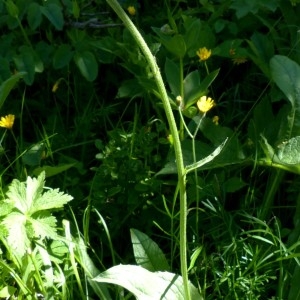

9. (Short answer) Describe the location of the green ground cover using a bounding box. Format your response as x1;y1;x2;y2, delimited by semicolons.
0;0;300;299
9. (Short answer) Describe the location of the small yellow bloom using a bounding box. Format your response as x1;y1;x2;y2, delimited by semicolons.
127;6;136;16
197;96;215;113
196;47;212;61
212;115;219;125
0;114;15;129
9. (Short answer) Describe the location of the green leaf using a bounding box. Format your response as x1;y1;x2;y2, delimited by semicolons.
224;177;247;193
277;136;300;164
27;2;42;30
130;228;170;272
5;0;18;18
0;72;25;110
0;286;17;298
40;3;64;30
30;215;58;239
186;138;228;174
33;163;76;177
185;69;219;109
29;188;73;213
270;55;300;138
53;44;74;69
183;18;201;54
74;51;98;81
75;237;112;299
93;265;202;300
13;46;44;85
152;27;186;58
1;212;29;258
22;143;45;166
2;172;73;259
165;58;180;97
289;265;300;300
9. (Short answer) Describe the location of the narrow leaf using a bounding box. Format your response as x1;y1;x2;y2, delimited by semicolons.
186;138;228;174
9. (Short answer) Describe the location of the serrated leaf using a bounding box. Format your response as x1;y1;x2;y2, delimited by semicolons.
30;188;73;213
130;228;170;272
6;179;27;213
2;212;29;258
30;215;57;240
2;172;73;258
93;264;202;300
277;136;300;164
26;171;45;209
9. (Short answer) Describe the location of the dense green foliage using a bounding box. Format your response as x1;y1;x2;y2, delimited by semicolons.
0;0;300;299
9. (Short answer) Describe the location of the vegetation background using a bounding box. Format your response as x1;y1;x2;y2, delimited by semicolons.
0;0;300;299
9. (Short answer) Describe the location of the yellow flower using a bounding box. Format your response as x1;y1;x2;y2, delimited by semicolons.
197;96;215;113
196;47;212;61
127;6;136;16
212;115;219;125
0;114;15;129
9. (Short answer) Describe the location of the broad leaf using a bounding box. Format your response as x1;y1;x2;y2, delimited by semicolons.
1;212;28;258
27;2;42;30
130;228;170;272
93;264;202;300
184;69;219;109
74;51;98;81
1;172;73;259
53;44;74;69
40;3;64;30
270;55;300;138
277;136;300;164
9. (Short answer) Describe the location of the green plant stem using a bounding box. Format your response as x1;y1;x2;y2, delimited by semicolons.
192;114;205;242
179;58;184;141
106;1;190;299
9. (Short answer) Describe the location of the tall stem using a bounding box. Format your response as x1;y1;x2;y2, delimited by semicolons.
106;1;190;299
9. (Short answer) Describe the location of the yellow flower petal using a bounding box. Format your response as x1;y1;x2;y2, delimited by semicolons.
196;47;212;61
127;6;136;16
0;114;15;129
197;96;215;113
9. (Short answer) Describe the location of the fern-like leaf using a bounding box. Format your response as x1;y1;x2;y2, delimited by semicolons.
0;171;73;259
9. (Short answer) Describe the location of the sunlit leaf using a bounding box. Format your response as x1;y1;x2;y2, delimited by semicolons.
131;228;170;272
93;264;202;300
